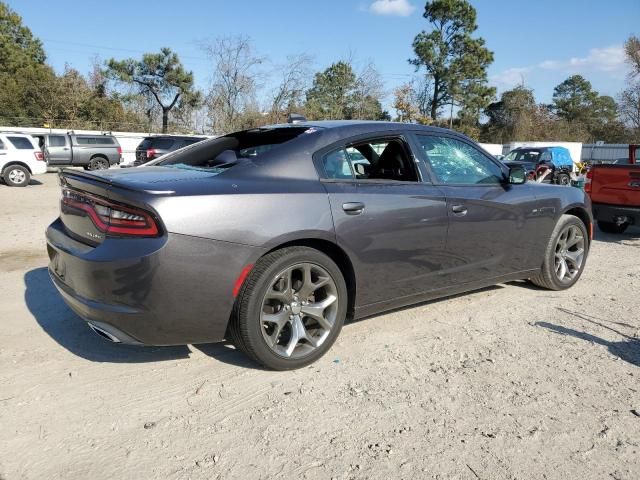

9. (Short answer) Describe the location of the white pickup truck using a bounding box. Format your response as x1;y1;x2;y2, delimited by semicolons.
0;132;47;187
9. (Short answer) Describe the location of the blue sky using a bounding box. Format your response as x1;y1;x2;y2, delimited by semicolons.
10;0;640;109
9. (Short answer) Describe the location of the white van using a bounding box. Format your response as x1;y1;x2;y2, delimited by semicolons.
0;132;47;187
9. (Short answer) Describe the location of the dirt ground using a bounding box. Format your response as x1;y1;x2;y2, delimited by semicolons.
0;172;639;480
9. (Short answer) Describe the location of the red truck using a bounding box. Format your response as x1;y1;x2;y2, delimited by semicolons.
586;144;640;234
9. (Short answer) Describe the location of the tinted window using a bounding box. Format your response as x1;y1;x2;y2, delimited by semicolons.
416;135;504;185
323;149;353;179
157;127;313;171
540;151;552;162
7;136;34;150
149;138;175;149
76;136;115;145
49;135;66;147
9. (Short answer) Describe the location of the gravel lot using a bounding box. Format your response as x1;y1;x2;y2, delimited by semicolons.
1;172;639;480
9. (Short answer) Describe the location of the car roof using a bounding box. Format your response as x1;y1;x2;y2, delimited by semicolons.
264;120;454;135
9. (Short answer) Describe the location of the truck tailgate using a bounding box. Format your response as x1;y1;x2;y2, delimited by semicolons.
589;165;640;207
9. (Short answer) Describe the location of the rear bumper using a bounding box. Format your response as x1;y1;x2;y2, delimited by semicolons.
46;218;265;345
592;202;638;225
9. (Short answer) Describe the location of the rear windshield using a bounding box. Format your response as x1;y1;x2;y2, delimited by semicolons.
7;136;34;149
157;127;315;171
143;138;175;149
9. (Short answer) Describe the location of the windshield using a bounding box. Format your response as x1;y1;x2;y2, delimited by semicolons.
156;126;315;171
504;150;541;163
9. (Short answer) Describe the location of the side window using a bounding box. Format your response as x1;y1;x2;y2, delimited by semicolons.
7;136;34;150
322;149;353;179
0;138;5;149
540;151;552;163
416;135;504;185
348;137;418;182
49;135;66;147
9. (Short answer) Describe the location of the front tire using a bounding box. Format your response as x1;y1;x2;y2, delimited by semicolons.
3;165;30;187
229;247;348;370
556;173;570;185
530;214;588;290
597;220;628;234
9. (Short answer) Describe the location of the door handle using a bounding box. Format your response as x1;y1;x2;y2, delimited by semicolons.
342;202;365;215
451;204;468;216
63;147;70;150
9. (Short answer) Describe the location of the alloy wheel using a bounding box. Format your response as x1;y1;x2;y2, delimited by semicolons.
260;262;338;359
8;168;26;185
554;224;585;283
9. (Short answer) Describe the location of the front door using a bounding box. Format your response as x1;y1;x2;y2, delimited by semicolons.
45;135;70;164
411;133;541;285
319;134;449;308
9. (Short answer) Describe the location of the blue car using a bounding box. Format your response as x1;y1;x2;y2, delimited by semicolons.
504;146;574;184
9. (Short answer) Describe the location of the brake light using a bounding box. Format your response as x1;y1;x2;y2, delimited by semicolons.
584;169;593;193
117;146;122;155
146;148;156;159
34;151;44;161
61;188;160;237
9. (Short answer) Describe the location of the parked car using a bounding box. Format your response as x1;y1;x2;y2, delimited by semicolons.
586;144;639;234
133;135;206;166
33;133;122;170
503;146;574;185
46;121;592;370
0;132;47;186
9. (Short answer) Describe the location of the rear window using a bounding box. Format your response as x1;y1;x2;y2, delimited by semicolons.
76;136;115;145
157;127;314;171
7;136;34;149
150;138;175;149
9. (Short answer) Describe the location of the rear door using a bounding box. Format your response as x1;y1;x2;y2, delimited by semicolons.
318;132;449;307
411;133;541;285
45;134;71;164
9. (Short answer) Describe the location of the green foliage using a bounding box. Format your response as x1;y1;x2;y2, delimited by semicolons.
0;2;46;75
305;61;387;121
106;48;201;133
410;0;494;120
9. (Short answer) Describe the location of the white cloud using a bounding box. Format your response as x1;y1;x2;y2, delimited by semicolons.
369;0;415;16
492;45;627;90
537;45;625;73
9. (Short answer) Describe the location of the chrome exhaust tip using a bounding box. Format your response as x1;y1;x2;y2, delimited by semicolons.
88;323;121;343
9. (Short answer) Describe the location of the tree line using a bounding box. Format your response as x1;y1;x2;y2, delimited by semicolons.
1;0;638;143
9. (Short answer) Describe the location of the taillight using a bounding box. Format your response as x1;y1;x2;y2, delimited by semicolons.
34;151;44;161
146;148;156;159
61;188;160;237
584;169;593;193
117;146;122;155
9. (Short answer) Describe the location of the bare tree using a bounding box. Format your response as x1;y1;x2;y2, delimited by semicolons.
351;61;386;120
618;82;640;130
202;35;265;134
268;53;312;123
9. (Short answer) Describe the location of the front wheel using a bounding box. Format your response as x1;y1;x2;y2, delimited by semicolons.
3;165;31;187
530;214;588;290
597;220;628;234
229;247;348;370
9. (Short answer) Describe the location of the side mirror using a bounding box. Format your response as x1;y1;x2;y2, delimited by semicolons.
508;165;526;184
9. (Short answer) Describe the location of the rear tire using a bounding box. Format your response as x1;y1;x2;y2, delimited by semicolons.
597;220;628;234
229;247;348;370
3;165;30;187
530;214;588;291
88;157;109;170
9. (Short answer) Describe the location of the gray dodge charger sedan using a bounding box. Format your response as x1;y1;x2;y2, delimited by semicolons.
46;121;592;370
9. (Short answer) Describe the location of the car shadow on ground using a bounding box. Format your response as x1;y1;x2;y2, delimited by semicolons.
24;267;259;368
593;224;640;244
534;308;640;368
